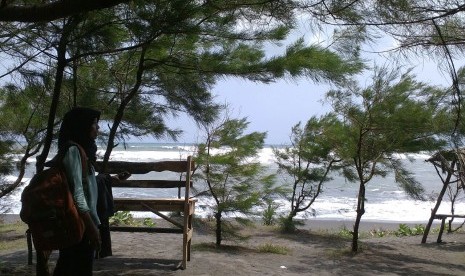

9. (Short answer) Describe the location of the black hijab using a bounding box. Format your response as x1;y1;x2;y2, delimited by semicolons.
58;107;101;164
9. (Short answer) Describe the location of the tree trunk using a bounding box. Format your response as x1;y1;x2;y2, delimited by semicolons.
352;182;365;252
102;47;147;167
289;210;297;221
284;210;298;232
36;17;80;173
34;17;81;276
421;160;455;243
215;211;222;246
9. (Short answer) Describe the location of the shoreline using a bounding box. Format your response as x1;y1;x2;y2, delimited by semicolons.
0;213;444;231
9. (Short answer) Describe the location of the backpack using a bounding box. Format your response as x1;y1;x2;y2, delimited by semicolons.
20;143;87;250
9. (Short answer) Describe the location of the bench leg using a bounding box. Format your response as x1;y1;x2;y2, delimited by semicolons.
182;232;188;270
437;218;446;243
26;229;33;265
187;238;191;261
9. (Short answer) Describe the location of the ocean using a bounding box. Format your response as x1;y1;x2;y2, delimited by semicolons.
3;142;465;224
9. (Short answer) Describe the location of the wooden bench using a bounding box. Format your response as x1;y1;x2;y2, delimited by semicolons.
433;214;465;243
94;156;196;269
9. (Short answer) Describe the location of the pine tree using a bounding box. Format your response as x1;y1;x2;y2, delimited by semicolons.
325;66;447;252
195;116;268;246
274;116;339;232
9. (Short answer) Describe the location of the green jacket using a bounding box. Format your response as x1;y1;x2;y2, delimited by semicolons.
62;145;101;226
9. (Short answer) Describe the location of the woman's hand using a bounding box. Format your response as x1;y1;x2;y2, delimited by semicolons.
110;171;131;186
88;224;101;251
117;171;131;180
82;212;101;250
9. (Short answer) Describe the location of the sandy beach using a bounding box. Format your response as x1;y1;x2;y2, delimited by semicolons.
1;215;465;275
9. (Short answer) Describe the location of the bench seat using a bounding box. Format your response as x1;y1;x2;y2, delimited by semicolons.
113;198;196;213
432;214;465;243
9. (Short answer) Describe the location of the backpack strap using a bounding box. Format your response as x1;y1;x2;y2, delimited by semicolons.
66;142;87;169
45;142;88;187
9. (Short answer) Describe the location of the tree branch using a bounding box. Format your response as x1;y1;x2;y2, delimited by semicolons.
432;19;462;138
0;0;130;22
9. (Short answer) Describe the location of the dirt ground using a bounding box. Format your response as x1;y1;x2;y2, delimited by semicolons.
1;216;465;276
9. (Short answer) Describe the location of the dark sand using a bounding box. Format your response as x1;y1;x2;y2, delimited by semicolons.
1;215;465;275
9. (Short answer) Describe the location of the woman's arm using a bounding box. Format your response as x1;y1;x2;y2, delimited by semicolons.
62;146;101;249
62;146;90;213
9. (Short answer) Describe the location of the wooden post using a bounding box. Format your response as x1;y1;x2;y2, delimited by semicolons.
437;218;446;243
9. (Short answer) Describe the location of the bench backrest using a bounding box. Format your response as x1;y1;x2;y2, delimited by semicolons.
94;156;194;200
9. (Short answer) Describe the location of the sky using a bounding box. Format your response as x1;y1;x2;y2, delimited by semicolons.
159;43;459;146
163;78;330;145
155;17;463;146
161;62;453;145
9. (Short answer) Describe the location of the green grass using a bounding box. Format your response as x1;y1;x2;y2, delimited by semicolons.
337;226;353;239
0;220;28;251
0;221;26;232
257;243;290;255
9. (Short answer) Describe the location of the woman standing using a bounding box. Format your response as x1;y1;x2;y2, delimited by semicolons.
53;107;102;276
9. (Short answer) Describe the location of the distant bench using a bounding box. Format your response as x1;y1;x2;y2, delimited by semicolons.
433;214;465;243
94;156;196;269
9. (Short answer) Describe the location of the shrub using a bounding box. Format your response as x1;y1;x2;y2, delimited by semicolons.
370;228;388;237
109;211;137;226
143;218;156;227
279;216;297;233
338;226;353;239
262;201;279;226
395;224;425;236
